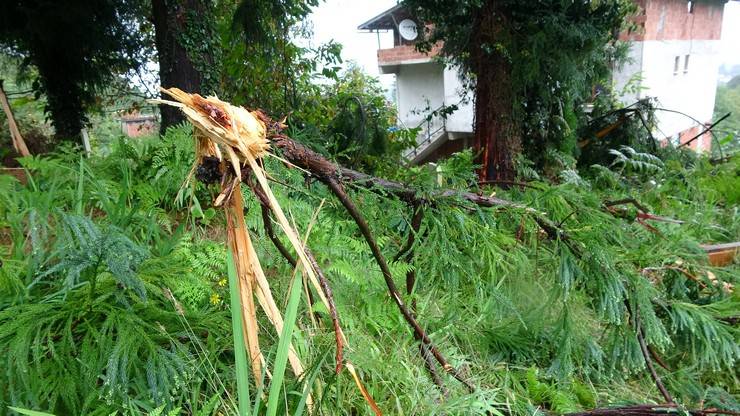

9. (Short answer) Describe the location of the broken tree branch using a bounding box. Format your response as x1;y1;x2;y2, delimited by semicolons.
324;178;474;392
393;205;448;394
637;321;673;404
679;113;731;148
251;183;345;374
625;300;673;403
303;245;344;374
266;133;573;245
478;179;546;190
260;202;298;268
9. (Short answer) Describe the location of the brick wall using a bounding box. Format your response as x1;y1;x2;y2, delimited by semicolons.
122;119;157;138
678;123;712;152
622;0;724;41
378;43;442;66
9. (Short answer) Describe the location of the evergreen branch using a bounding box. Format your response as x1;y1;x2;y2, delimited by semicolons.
264;131;572;242
323;177;475;392
625;299;673;404
394;204;448;394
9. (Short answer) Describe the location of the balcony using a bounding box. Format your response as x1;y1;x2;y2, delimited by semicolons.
377;44;441;74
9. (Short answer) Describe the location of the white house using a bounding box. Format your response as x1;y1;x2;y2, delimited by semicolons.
358;5;475;163
615;0;726;152
358;0;727;162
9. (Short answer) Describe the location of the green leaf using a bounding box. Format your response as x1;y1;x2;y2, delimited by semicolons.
227;251;251;416
8;407;56;416
266;271;304;416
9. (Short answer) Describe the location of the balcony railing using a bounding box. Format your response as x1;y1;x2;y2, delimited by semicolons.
404;106;447;160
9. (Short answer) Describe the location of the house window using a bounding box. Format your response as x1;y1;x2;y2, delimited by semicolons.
673;56;680;75
687;1;694;13
684;54;690;73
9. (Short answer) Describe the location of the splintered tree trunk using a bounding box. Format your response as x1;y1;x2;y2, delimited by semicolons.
224;185;263;386
471;0;521;182
151;0;204;133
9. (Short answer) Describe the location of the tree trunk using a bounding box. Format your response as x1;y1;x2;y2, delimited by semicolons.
471;0;521;182
33;56;88;142
152;0;204;133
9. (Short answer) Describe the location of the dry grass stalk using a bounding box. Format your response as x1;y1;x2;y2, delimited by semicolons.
243;213;305;377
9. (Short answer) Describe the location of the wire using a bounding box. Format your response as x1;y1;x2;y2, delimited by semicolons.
653;107;725;158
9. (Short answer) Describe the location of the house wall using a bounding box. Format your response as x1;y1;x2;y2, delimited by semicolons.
396;62;445;128
613;42;645;104
678;123;712;152
121;119;157;138
623;0;724;41
613;0;724;147
639;39;721;137
442;67;474;134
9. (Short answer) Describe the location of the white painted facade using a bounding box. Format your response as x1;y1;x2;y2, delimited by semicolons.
613;39;722;142
395;63;474;134
363;0;725;158
395;62;445;129
442;67;474;136
389;60;475;161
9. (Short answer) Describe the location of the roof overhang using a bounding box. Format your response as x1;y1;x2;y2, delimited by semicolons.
357;4;413;31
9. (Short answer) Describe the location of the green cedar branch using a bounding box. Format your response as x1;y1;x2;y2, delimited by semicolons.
393;204;448;394
324;178;475;392
267;133;573;246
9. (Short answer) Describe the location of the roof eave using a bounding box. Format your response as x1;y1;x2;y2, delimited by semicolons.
357;4;403;31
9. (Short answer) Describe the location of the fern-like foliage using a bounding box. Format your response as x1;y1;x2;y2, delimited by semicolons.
608;145;665;177
36;214;148;301
0;280;232;415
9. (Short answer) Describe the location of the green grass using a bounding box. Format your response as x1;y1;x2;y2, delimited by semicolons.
0;129;737;414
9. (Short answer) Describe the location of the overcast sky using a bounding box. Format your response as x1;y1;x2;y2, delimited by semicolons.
308;1;740;78
721;1;740;67
307;0;397;84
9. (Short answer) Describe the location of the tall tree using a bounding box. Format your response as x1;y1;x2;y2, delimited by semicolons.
225;0;343;115
404;0;633;181
151;0;221;132
0;0;149;142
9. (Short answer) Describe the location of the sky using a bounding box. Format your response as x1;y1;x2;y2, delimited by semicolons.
308;0;740;79
307;0;397;82
720;1;740;67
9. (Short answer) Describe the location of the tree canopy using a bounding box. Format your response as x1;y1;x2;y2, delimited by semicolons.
404;0;635;179
0;0;152;141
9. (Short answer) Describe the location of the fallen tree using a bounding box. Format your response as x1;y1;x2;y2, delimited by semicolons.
147;89;739;415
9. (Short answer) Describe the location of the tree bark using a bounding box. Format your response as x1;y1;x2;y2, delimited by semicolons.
151;0;204;133
35;61;88;141
471;0;521;182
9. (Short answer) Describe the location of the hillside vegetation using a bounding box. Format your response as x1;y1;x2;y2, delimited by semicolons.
0;125;737;415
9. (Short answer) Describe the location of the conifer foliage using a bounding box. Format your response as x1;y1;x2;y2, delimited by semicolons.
0;125;737;414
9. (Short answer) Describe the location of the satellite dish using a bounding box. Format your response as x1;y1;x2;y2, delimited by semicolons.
398;19;418;41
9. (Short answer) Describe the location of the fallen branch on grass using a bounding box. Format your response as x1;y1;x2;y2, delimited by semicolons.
392;204;448;395
265;132;574;247
624;300;673;404
325;177;475;391
251;180;346;374
564;404;740;416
